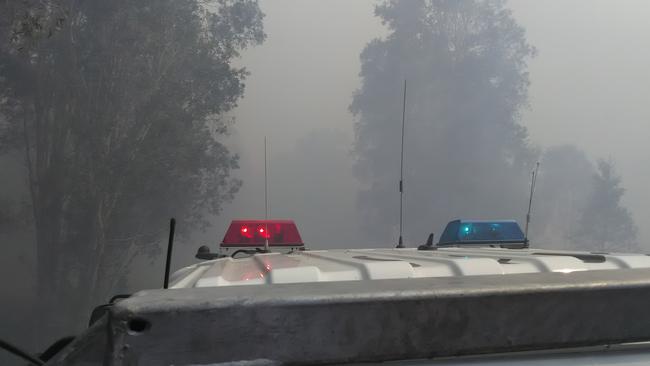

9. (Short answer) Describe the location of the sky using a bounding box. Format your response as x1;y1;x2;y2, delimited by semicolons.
184;0;650;264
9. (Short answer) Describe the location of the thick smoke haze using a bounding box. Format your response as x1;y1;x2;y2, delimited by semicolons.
511;0;650;247
1;1;650;363
178;0;387;267
195;0;650;262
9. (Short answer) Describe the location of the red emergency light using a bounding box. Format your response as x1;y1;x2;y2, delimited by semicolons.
221;220;304;247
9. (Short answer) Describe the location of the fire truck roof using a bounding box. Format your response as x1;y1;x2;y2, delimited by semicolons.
169;247;650;289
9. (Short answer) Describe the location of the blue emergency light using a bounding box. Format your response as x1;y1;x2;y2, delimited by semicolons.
437;219;526;246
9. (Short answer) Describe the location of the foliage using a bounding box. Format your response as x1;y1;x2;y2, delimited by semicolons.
0;0;264;334
0;0;67;52
571;160;638;252
351;0;537;242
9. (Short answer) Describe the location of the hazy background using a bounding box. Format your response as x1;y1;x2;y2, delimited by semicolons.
2;0;650;363
512;0;650;248
190;0;650;265
178;1;387;266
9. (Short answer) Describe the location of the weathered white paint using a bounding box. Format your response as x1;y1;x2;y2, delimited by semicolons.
170;247;650;289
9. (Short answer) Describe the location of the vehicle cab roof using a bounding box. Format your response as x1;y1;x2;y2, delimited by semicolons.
170;246;650;289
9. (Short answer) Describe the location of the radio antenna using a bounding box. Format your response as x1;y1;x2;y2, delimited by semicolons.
524;162;540;247
163;217;176;289
264;136;269;252
397;80;407;248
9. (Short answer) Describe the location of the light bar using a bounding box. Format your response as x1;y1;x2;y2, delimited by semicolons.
221;220;303;247
438;219;526;246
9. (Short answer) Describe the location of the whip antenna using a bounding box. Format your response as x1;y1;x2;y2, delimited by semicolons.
163;218;175;289
397;80;407;248
524;162;540;247
264;136;269;252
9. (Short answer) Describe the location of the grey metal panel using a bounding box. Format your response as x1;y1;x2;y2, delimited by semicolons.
70;268;650;365
348;344;650;365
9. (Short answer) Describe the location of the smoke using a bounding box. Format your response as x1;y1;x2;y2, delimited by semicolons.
218;0;649;252
1;1;650;363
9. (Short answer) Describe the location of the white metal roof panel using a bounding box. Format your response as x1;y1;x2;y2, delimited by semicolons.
170;247;650;289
